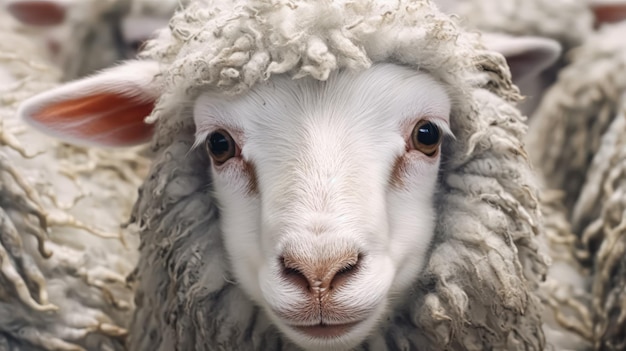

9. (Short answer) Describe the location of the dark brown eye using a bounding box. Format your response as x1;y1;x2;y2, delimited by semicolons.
411;120;442;156
205;129;238;164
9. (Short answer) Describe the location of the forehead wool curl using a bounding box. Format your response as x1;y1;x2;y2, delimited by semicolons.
139;0;519;122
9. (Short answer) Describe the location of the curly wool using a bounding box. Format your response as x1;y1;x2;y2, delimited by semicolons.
536;190;594;350
527;21;626;350
129;0;549;349
526;21;626;213
0;13;147;350
139;0;509;117
571;109;626;351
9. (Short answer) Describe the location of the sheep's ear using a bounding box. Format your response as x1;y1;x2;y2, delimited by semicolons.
591;0;626;24
481;33;562;82
5;0;68;26
18;60;161;148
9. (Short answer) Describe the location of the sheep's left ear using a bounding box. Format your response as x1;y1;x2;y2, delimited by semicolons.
5;0;68;26
481;33;562;82
591;0;626;25
18;60;161;148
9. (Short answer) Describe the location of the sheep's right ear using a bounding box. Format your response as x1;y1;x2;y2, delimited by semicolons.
5;0;68;26
481;32;562;83
18;60;161;148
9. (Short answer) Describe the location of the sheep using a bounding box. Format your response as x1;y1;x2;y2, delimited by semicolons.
0;10;149;350
2;0;185;79
571;109;626;351
2;0;131;80
435;0;594;117
14;0;563;350
535;190;594;351
525;13;626;350
526;20;626;214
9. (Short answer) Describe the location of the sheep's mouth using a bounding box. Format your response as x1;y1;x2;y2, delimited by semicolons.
291;321;361;338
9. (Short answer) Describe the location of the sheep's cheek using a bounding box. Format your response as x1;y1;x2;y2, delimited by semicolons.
212;158;258;196
389;152;440;189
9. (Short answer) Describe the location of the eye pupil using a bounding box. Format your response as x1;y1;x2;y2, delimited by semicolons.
205;129;238;164
209;132;231;154
417;122;440;145
411;120;443;156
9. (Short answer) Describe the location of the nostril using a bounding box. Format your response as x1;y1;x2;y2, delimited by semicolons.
280;256;310;292
335;262;356;276
329;253;362;290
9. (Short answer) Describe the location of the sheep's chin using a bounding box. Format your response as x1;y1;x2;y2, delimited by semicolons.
267;302;387;351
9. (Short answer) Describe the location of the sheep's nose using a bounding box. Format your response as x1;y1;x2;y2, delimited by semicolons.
279;251;361;295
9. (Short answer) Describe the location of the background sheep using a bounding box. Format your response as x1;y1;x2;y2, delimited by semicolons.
0;10;148;350
530;14;626;349
572;110;626;351
2;0;185;79
526;20;626;214
526;8;626;350
436;0;594;117
17;0;554;350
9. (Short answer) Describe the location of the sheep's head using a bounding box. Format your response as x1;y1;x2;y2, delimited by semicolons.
17;60;451;350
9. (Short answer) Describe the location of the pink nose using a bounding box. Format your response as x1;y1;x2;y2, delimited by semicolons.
279;251;361;295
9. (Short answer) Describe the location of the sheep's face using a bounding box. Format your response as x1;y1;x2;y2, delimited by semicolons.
195;63;451;350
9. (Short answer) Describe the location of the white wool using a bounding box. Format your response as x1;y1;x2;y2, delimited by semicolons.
0;13;147;350
526;21;626;213
139;0;493;118
571;109;626;350
527;21;626;349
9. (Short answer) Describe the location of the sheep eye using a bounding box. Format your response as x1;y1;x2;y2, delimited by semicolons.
411;120;442;157
205;129;238;164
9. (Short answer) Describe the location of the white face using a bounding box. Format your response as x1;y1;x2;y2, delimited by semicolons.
193;64;452;351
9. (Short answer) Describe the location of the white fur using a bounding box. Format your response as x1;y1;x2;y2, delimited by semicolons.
193;63;452;351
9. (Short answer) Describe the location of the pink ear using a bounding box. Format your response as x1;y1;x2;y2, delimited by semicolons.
5;0;67;26
18;60;161;147
591;1;626;25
